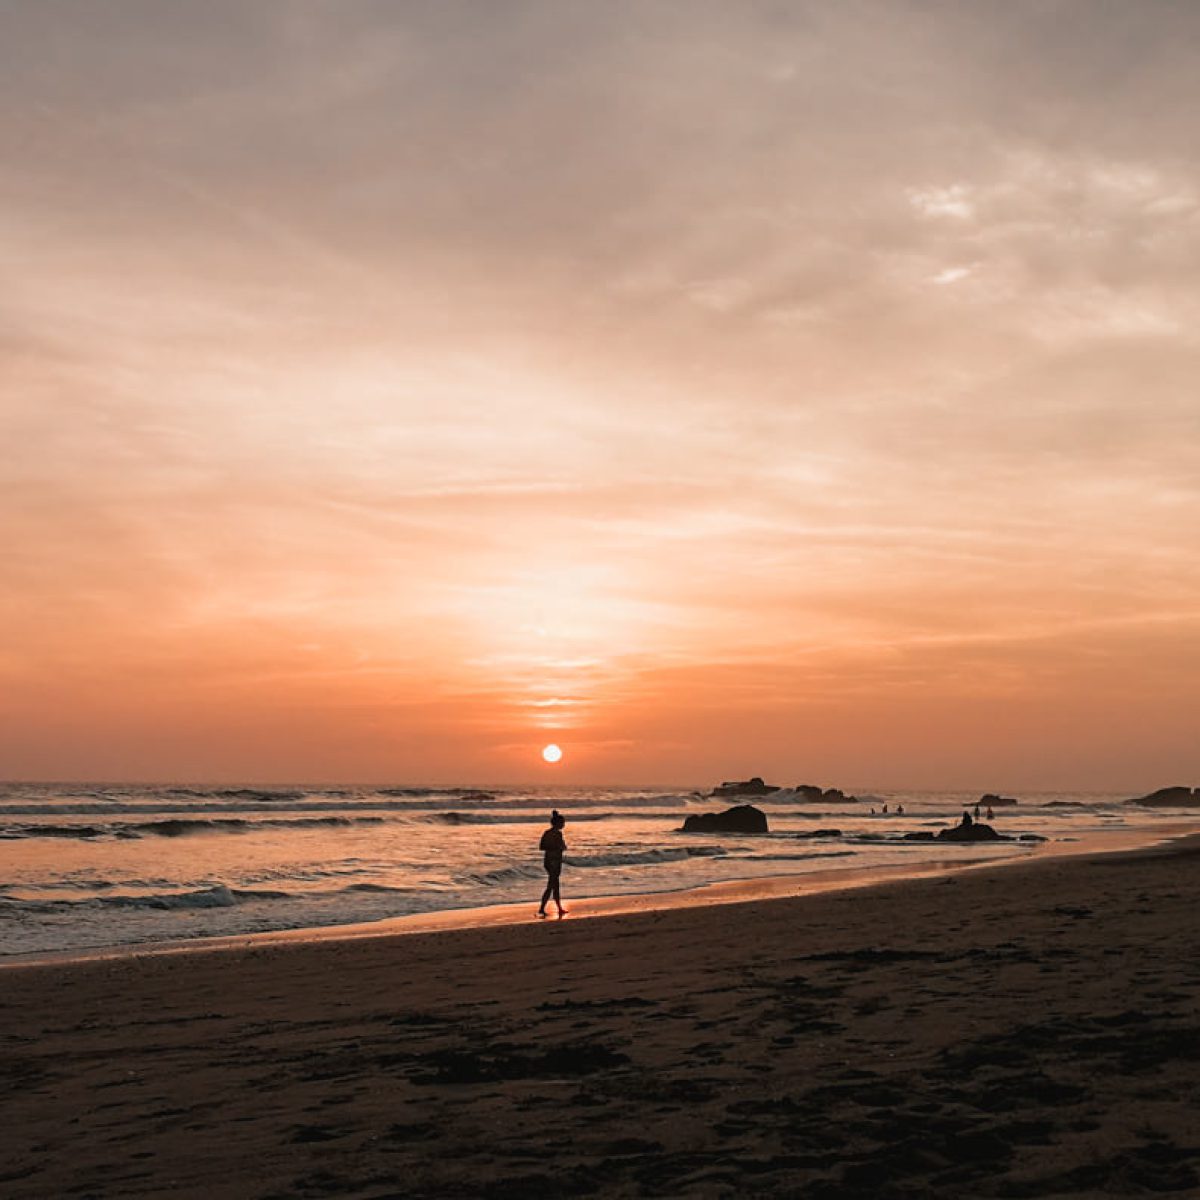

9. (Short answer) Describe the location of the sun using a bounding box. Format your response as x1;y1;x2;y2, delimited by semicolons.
541;743;563;764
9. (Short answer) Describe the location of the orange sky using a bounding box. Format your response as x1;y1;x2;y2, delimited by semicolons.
2;3;1198;789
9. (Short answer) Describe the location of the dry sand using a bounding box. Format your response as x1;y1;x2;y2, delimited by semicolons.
3;837;1199;1198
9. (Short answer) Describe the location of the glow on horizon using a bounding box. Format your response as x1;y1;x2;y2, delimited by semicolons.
1;2;1198;790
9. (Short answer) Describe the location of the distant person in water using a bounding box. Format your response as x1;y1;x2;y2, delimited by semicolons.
986;805;995;821
538;810;568;918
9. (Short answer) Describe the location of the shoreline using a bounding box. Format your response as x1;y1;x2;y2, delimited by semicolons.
5;820;1196;971
4;824;1199;1197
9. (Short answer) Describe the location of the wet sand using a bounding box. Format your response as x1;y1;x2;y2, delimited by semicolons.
3;836;1199;1198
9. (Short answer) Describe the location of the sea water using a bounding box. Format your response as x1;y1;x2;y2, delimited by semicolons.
0;781;1186;958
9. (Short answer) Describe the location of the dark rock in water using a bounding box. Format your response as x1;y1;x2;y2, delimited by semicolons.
796;828;843;839
680;805;769;834
793;784;859;804
1017;834;1048;842
902;831;937;841
711;777;778;797
1127;786;1199;807
937;821;1010;842
980;793;1019;806
1046;801;1085;808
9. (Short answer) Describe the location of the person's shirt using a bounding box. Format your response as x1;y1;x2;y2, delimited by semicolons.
540;827;566;860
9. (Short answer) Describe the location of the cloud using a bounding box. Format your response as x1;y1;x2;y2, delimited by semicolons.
2;1;1199;782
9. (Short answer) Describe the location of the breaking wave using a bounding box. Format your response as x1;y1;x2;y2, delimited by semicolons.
0;885;278;912
727;850;858;863
567;846;727;868
0;816;386;841
0;880;422;914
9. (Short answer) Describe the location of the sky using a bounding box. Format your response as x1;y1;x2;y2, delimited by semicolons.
2;1;1198;789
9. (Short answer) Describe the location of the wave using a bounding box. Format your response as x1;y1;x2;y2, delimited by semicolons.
378;787;496;800
727;850;857;863
457;844;730;888
0;824;111;840
425;810;622;826
170;788;309;802
460;864;547;887
0;884;278;913
567;846;727;868
130;816;384;838
342;882;416;894
0;879;426;914
0;816;386;841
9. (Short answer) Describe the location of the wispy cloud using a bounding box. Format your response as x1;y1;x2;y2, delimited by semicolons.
2;1;1198;785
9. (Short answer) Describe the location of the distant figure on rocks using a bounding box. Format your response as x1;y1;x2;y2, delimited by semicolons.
973;803;981;820
538;810;568;919
986;805;995;821
961;810;974;828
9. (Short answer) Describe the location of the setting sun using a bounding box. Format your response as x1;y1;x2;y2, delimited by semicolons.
542;743;563;764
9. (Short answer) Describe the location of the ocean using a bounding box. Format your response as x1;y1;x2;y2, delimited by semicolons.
0;781;1181;958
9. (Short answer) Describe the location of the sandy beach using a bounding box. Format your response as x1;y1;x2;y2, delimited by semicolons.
3;837;1199;1199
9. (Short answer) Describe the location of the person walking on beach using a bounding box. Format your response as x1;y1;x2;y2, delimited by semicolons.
538;810;568;918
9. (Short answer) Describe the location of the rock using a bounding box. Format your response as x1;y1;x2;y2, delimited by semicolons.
937;821;1010;843
1127;786;1199;807
1017;834;1048;842
680;805;769;834
711;777;779;797
980;793;1019;806
793;784;859;804
902;831;937;842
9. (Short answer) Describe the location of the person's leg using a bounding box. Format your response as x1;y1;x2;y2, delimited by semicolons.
539;874;553;914
552;869;565;914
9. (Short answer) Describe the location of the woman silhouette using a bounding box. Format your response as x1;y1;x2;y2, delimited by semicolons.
537;810;567;918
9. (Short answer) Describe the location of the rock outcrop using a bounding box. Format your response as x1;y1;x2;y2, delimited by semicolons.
937;821;1009;842
980;793;1019;807
793;784;858;804
1127;786;1200;807
711;777;779;797
680;805;769;834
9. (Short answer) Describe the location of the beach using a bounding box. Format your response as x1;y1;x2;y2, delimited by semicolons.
0;781;1171;959
3;837;1199;1199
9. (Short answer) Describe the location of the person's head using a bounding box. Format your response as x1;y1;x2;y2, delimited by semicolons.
550;810;565;829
